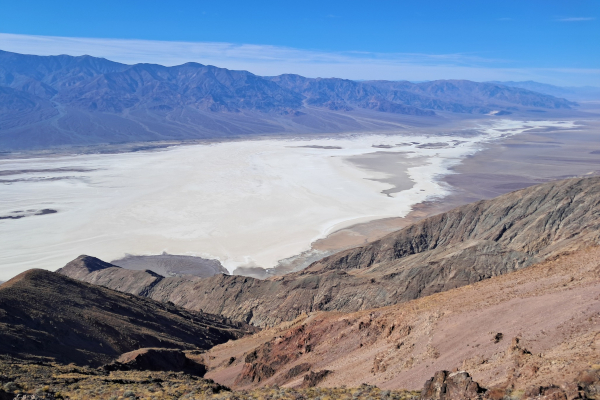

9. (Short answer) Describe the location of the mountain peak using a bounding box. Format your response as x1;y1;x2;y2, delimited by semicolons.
56;254;119;279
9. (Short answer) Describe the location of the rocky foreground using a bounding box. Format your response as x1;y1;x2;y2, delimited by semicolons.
203;245;600;392
0;359;417;400
0;356;597;399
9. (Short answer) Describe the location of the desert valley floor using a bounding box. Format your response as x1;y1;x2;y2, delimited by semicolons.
0;116;596;281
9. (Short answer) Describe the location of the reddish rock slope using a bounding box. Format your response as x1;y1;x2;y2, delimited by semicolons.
203;246;600;392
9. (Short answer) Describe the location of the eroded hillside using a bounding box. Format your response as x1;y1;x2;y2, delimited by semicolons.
60;176;600;327
203;245;600;392
0;269;255;366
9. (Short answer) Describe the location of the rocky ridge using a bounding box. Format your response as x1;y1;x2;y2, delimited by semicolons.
418;368;600;400
0;269;255;366
110;253;228;278
60;176;600;327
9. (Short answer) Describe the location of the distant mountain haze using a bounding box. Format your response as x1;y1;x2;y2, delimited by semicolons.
0;50;577;151
490;80;600;101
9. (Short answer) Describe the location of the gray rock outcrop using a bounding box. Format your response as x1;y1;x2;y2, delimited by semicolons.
420;371;486;400
105;348;206;376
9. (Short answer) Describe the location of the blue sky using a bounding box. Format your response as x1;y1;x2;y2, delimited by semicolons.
1;0;598;85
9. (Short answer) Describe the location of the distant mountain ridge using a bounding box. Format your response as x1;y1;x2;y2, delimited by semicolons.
0;50;578;151
491;80;600;101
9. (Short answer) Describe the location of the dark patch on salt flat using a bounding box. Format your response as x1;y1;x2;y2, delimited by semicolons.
0;209;57;220
111;253;229;278
0;168;96;176
416;142;450;149
294;145;343;150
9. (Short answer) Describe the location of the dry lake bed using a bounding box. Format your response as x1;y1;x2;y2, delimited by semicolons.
0;119;583;280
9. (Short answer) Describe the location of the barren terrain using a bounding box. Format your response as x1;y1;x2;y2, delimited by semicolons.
311;113;600;254
0;268;254;366
204;245;600;391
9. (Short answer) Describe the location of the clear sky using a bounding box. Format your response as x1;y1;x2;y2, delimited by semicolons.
1;0;598;85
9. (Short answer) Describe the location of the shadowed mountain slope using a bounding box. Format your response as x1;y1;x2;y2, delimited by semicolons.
0;50;577;151
0;269;255;366
267;75;435;115
59;176;600;327
491;80;600;101
306;174;600;274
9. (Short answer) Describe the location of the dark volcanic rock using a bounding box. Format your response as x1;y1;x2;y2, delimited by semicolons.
522;385;573;400
301;370;331;388
105;348;207;376
577;368;600;399
283;363;312;381
420;367;600;400
420;371;486;400
235;325;312;385
0;269;255;366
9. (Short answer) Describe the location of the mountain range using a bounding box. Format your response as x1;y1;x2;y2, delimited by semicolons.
1;49;600;398
0;50;578;151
